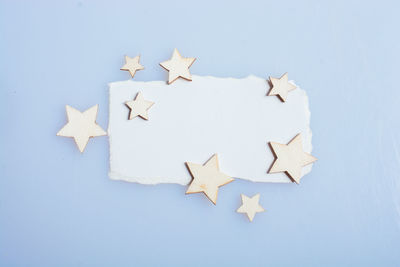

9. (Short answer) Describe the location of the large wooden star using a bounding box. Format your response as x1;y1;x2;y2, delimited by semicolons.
186;154;233;205
160;48;196;84
57;105;106;152
125;92;154;120
237;193;265;222
268;133;317;183
268;73;297;102
120;55;144;78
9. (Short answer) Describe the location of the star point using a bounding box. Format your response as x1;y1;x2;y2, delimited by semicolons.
120;55;144;78
160;48;196;84
237;193;265;222
57;104;106;153
268;72;297;102
125;92;154;120
268;134;317;183
185;154;233;205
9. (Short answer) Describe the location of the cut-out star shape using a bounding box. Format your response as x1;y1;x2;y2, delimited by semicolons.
57;105;106;153
186;154;234;205
237;193;265;222
160;48;196;84
125;92;154;120
120;55;144;78
268;72;297;102
268;133;317;184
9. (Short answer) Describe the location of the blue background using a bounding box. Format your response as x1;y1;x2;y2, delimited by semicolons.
1;0;400;266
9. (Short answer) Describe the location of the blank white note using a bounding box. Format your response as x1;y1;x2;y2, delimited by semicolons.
108;75;313;185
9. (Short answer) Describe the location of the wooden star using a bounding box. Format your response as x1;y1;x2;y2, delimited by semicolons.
160;48;196;84
57;105;106;153
125;92;154;120
237;194;265;222
268;133;317;184
120;55;144;78
268;73;297;102
186;154;234;205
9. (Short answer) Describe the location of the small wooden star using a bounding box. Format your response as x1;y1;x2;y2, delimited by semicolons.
186;154;234;205
125;92;154;120
160;48;196;84
120;55;144;78
268;73;297;102
237;194;265;222
57;105;106;153
268;133;317;184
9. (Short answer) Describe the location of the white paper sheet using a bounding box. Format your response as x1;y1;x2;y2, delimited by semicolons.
108;75;313;185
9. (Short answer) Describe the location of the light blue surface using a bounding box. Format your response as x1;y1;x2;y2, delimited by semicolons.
1;0;400;266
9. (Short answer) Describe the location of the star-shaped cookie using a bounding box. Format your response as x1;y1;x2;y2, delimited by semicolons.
186;154;233;205
268;133;317;183
160;48;196;84
57;105;106;152
120;55;144;78
237;193;265;222
125;92;154;120
268;73;297;102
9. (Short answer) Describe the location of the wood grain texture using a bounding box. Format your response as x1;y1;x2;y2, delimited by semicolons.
160;48;196;84
268;73;297;102
57;104;106;153
186;154;234;205
268;133;317;184
120;55;144;78
125;92;154;120
237;193;265;222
